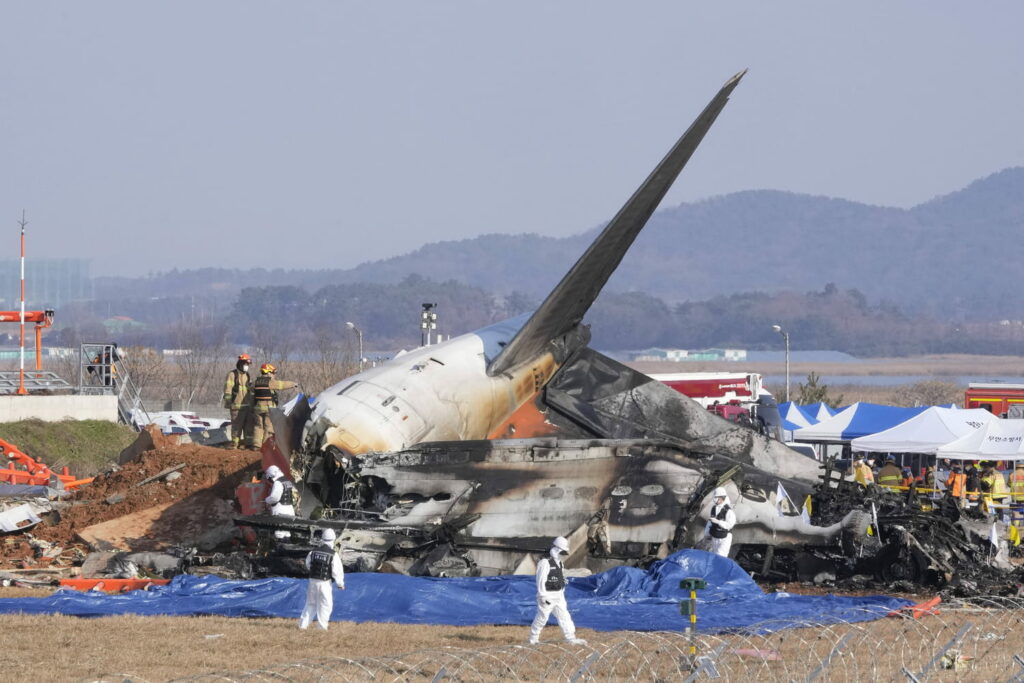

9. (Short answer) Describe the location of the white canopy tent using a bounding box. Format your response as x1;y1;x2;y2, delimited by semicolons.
935;418;1024;460
850;407;997;454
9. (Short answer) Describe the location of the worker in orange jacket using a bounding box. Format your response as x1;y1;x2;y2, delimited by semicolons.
946;464;967;506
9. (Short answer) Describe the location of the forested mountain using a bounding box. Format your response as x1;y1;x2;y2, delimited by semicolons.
95;167;1024;320
74;168;1024;355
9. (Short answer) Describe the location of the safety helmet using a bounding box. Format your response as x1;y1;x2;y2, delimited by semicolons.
886;455;897;463
265;465;282;480
238;353;252;362
321;528;337;542
713;486;728;499
552;536;570;553
261;363;276;374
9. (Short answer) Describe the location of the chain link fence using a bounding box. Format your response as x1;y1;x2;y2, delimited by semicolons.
87;597;1024;682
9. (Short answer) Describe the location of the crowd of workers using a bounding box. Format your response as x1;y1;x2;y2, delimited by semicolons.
848;454;1024;529
223;353;298;450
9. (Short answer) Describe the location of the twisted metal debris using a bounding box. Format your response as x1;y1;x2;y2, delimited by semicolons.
83;596;1024;682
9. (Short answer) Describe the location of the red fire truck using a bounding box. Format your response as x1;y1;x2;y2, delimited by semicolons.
647;372;782;439
648;372;763;409
963;382;1024;418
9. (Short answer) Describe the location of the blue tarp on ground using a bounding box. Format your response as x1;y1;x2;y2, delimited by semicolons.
0;551;909;633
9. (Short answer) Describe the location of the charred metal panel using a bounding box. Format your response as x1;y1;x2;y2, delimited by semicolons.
544;348;821;484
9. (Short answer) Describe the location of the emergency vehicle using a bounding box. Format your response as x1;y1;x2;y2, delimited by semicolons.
963;382;1024;418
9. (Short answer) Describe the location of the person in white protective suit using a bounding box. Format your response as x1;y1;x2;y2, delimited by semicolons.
528;536;587;645
298;528;345;630
703;486;737;557
264;465;296;540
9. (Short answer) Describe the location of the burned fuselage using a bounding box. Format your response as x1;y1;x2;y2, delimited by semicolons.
280;436;852;576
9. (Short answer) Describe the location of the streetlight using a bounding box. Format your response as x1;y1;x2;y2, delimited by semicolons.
420;303;437;346
771;324;790;403
345;321;364;371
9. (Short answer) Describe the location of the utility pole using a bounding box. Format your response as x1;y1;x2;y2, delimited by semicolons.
771;324;790;403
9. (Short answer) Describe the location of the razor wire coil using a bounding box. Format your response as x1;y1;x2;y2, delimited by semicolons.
83;597;1024;683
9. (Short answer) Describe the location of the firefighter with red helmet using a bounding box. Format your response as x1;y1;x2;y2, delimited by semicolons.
223;353;253;449
248;363;298;450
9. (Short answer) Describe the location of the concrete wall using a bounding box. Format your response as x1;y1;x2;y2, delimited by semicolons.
0;394;118;422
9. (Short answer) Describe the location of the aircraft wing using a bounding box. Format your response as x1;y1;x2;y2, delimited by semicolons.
488;70;746;377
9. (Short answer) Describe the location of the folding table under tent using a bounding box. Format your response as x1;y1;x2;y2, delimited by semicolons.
935;418;1024;460
849;407;998;454
792;402;930;443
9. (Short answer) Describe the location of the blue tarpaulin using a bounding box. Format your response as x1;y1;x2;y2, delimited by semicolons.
0;551;909;633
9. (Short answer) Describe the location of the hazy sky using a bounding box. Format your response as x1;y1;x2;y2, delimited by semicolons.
2;2;1021;276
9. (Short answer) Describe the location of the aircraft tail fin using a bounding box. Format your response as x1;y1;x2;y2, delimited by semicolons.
488;70;746;377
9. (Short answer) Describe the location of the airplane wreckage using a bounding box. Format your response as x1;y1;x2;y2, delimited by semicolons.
235;71;1024;594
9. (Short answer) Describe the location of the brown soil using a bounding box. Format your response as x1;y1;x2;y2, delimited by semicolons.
1;444;262;569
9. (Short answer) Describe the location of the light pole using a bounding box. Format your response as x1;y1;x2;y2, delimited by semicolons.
345;321;364;371
771;324;790;403
420;303;437;346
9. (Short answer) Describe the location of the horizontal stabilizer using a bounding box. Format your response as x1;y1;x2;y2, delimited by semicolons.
488;70;746;376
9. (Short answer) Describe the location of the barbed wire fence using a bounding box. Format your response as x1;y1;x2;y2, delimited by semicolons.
88;597;1024;682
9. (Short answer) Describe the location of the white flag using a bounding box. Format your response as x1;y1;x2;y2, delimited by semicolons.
800;507;811;525
990;522;999;548
776;482;790;517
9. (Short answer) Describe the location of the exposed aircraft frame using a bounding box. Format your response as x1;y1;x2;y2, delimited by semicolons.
240;70;1023;591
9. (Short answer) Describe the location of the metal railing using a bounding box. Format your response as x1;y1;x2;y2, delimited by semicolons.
78;343;150;430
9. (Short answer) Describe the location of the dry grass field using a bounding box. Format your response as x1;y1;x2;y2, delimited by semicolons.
1;585;1022;681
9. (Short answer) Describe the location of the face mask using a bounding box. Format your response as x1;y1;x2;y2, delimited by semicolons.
242;364;250;372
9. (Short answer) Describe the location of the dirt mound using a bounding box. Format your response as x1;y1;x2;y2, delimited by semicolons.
32;444;261;548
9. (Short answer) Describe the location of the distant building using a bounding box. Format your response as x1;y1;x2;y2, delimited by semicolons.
0;258;93;309
632;347;746;362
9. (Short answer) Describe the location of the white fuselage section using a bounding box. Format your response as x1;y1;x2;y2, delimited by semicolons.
304;314;558;456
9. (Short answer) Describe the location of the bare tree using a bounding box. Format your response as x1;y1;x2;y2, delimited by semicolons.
171;320;228;408
249;318;294;369
891;381;962;408
295;322;359;395
118;345;170;400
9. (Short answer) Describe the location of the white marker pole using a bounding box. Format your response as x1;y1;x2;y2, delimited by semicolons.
17;212;27;395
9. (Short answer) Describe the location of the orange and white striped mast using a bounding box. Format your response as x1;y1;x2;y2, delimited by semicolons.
16;211;28;395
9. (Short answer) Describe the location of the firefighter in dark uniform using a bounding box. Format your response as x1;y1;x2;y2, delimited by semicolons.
876;456;903;490
249;363;298;450
298;528;345;630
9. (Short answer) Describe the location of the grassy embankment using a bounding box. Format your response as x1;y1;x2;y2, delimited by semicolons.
0;419;136;478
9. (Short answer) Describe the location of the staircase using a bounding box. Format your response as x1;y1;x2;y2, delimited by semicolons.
78;343;151;430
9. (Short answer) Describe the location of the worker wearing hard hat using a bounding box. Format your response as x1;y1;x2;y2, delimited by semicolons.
528;536;587;646
249;363;298;450
264;465;297;540
298;528;345;631
223;353;253;449
848;457;874;486
876;456;903;490
704;487;737;557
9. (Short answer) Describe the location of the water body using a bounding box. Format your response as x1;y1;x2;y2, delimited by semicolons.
765;374;1024;387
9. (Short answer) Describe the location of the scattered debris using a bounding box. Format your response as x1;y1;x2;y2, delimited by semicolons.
0;503;41;532
135;463;186;487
